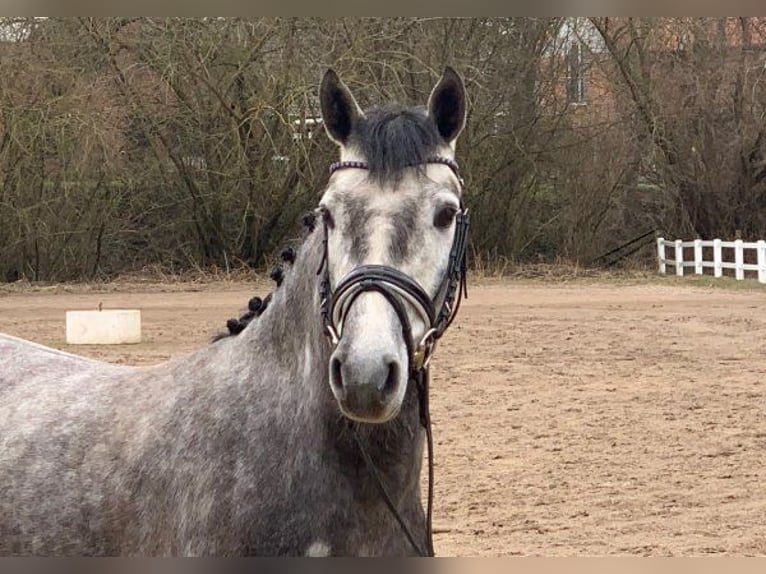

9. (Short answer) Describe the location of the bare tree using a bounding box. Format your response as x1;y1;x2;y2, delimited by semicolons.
590;17;766;241
7;17;760;280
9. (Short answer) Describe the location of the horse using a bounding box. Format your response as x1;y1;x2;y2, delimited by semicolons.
0;66;469;557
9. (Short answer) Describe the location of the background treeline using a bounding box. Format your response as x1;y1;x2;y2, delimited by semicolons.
1;17;765;281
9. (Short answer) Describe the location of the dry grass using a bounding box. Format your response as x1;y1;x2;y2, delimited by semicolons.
470;253;657;283
3;258;765;297
0;263;271;297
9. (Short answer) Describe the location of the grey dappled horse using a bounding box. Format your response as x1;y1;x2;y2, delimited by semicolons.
0;67;469;556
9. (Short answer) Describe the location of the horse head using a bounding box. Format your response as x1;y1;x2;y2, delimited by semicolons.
317;67;469;424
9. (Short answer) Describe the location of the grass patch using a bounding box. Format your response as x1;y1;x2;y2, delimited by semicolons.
0;264;272;296
654;273;766;292
3;260;765;296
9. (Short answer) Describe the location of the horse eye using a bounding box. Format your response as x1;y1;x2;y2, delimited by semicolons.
433;205;458;229
320;207;335;229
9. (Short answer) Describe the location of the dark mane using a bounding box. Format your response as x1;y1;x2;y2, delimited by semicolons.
211;226;308;343
351;105;444;185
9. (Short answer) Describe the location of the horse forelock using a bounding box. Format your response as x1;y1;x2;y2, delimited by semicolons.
350;105;445;186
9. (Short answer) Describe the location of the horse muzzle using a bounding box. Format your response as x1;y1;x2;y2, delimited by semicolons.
329;346;404;423
326;291;410;424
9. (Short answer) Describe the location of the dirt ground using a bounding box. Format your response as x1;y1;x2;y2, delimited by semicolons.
1;277;765;556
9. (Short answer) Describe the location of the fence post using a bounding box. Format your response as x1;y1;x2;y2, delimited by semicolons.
758;240;766;284
675;239;684;276
735;239;744;280
657;237;666;274
694;239;703;275
713;239;722;278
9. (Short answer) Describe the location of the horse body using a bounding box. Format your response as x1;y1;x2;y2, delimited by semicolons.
0;229;425;556
0;66;467;556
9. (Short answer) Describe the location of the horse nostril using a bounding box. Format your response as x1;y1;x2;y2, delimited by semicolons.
382;360;399;397
330;357;343;392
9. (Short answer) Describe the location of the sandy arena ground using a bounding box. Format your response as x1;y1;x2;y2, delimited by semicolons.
1;278;765;556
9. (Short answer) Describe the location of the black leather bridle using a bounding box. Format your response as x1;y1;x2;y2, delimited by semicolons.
316;156;469;556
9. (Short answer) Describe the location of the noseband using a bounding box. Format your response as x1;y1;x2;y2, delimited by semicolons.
316;156;469;557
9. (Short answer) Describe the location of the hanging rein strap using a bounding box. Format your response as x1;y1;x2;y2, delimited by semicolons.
318;156;469;557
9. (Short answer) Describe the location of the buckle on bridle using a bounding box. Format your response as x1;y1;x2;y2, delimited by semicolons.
323;322;340;346
413;328;438;371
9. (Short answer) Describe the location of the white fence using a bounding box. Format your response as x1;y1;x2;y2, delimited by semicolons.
657;237;766;283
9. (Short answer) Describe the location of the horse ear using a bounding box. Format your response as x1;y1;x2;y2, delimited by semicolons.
320;69;364;146
427;66;467;146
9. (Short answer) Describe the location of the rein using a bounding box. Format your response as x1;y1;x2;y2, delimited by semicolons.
317;156;469;556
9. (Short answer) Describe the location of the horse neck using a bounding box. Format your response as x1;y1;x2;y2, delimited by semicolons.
234;228;330;397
